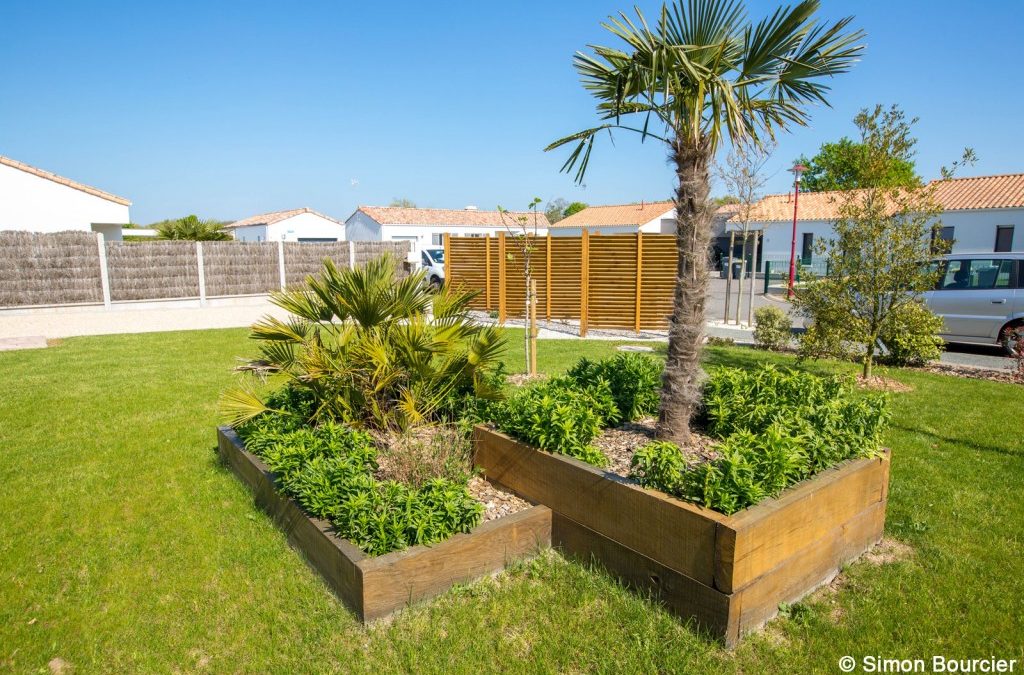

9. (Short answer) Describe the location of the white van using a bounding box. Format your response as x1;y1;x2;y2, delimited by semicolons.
923;253;1023;355
421;248;445;289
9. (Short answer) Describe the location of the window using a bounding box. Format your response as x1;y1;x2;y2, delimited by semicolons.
421;252;432;267
995;226;1014;253
939;258;1014;290
431;233;443;246
801;233;814;262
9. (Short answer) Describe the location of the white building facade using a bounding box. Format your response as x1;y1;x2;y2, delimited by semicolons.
346;206;550;260
228;208;346;242
0;155;131;240
741;174;1024;272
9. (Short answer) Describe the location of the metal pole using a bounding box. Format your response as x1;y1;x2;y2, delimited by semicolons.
787;180;801;299
747;230;759;326
724;230;735;323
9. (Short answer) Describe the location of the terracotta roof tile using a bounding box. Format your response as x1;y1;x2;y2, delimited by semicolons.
356;206;550;228
0;155;131;206
226;207;343;229
745;173;1024;222
552;201;675;228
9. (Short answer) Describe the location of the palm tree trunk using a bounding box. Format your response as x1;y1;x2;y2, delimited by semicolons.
656;137;712;445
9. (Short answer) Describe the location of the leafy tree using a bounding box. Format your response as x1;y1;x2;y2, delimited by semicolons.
546;0;863;444
389;198;417;207
712;195;740;207
793;106;976;377
797;107;919;192
562;201;588;218
155;215;231;241
544;198;569;224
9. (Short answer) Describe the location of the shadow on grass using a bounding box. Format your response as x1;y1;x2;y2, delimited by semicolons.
890;423;1021;458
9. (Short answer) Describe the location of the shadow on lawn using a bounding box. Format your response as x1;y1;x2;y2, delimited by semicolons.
889;423;1021;459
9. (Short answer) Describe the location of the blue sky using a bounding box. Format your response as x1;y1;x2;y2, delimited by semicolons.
2;1;1021;224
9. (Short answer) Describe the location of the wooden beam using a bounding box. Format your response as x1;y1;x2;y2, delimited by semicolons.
634;231;643;333
545;231;552;321
498;231;507;324
580;229;589;337
485;235;492;310
443;233;451;287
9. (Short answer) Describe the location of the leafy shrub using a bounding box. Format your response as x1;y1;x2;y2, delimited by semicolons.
489;377;614;466
235;407;481;556
878;301;944;366
221;255;506;431
630;441;686;494
706;336;735;347
566;353;662;421
630;365;890;515
752;306;793;351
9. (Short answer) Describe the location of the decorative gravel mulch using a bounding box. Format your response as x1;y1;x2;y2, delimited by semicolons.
856;375;914;392
594;417;720;481
466;476;532;522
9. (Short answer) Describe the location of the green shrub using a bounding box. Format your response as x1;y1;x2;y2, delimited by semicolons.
878;301;944;366
629;365;890;515
752;306;793;351
221;255;507;432
234;406;481;556
630;441;686;493
566;353;662;421
489;378;614;466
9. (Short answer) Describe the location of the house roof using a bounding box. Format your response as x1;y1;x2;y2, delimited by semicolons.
226;207;343;229
0;155;131;206
744;173;1024;222
553;201;740;228
355;206;550;228
552;201;675;228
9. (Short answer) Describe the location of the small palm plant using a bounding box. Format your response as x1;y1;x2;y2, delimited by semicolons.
155;214;232;241
221;255;506;431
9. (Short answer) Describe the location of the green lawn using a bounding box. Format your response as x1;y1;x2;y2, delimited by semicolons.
1;328;1021;673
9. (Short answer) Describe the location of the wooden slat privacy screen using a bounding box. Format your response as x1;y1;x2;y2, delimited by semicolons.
445;232;678;335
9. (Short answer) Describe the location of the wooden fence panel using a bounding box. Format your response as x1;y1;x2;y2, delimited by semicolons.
446;233;679;332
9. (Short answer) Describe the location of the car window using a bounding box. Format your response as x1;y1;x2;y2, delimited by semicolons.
940;259;1014;290
428;249;444;264
421;252;431;266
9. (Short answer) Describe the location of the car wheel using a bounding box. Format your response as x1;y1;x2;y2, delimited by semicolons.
430;276;442;291
1000;323;1023;357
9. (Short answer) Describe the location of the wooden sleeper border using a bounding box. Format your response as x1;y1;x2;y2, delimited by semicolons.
217;426;552;621
472;425;890;646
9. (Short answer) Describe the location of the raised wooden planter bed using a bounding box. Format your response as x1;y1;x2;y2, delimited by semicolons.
473;425;890;645
217;426;552;621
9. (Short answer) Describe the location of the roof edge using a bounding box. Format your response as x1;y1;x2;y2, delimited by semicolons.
0;155;131;206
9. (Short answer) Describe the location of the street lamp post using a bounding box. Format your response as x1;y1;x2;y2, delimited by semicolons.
787;163;807;299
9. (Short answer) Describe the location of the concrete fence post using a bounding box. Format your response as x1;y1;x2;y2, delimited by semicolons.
277;240;286;290
96;232;111;309
349;240;356;269
196;241;207;306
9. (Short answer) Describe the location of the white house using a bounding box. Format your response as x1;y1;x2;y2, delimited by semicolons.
227;208;346;242
0;155;131;240
550;200;676;236
345;206;550;260
742;173;1024;272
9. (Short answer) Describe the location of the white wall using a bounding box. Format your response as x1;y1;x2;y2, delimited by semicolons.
0;162;130;234
551;225;637;237
267;212;345;242
382;224;532;260
344;211;383;242
753;207;1023;272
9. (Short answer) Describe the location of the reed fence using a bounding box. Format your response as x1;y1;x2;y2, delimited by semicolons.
0;232;410;308
445;232;678;335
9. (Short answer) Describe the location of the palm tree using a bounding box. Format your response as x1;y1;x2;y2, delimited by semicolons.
155;214;232;241
547;0;863;444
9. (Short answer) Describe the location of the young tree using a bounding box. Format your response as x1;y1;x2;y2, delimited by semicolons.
793;104;976;378
797;136;918;192
547;0;863;444
563;201;588;219
544;198;569;224
499;197;544;376
716;142;774;325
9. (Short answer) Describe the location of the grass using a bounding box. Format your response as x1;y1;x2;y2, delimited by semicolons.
1;327;1022;673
